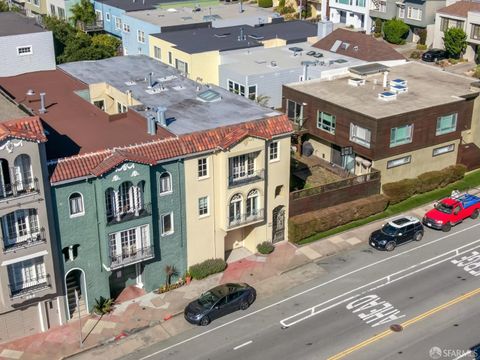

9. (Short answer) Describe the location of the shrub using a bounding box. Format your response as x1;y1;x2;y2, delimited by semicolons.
279;5;296;14
441;164;467;185
417;170;445;193
417;28;427;45
383;18;409;45
382;178;419;204
288;195;388;243
257;241;275;254
374;18;382;35
189;258;227;280
416;44;427;50
443;27;467;59
93;296;114;315
409;50;422;59
278;0;285;7
258;0;273;7
473;65;480;79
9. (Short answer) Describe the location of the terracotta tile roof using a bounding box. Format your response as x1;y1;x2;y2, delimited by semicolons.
437;1;480;18
313;29;405;62
49;115;292;184
0;116;46;143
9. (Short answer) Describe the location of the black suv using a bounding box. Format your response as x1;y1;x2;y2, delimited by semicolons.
421;49;448;62
370;216;424;251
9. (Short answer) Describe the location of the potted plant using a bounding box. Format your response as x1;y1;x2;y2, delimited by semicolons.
185;271;192;285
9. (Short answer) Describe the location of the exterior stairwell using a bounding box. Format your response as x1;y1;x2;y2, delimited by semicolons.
66;278;87;319
458;143;480;171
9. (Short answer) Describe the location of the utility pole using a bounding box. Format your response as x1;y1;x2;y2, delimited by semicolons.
75;289;83;348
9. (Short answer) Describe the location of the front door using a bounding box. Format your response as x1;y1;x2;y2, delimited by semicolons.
272;206;285;243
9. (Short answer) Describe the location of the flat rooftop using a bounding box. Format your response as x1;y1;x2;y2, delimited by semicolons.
0;93;29;122
0;12;46;37
127;3;276;28
220;42;364;76
152;20;317;53
287;62;479;119
59;55;277;133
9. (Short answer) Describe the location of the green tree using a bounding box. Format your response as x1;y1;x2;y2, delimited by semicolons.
443;27;467;59
91;34;121;56
42;16;77;62
374;18;382;35
0;0;9;12
383;18;409;45
70;0;96;27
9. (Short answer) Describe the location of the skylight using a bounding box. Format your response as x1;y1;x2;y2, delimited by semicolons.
197;89;222;102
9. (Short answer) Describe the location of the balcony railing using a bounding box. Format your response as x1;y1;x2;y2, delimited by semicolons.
228;169;264;188
3;228;46;253
9;274;51;298
109;245;154;270
0;178;39;200
228;208;264;229
77;20;104;32
106;203;151;225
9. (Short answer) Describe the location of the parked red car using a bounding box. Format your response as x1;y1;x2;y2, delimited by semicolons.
423;193;480;232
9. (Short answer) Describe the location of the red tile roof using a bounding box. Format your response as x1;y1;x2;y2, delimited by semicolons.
313;29;405;62
437;1;480;17
0;116;46;143
49;115;292;183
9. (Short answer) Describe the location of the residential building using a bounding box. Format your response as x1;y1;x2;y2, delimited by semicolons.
46;0;78;20
283;62;480;185
23;0;47;17
122;3;278;56
433;1;480;61
0;55;291;317
0;94;65;342
327;0;373;33
149;20;318;85
0;12;56;77
370;0;446;40
219;27;405;109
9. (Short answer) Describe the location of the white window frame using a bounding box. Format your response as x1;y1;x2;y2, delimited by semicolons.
108;224;151;259
17;46;33;56
317;111;336;135
8;256;47;293
197;158;208;179
269;141;279;162
116;101;127;114
105;12;110;22
198;196;209;217
2;209;40;246
387;155;411;169
123;23;130;33
228;79;246;97
137;30;145;44
161;213;174;236
114;16;122;30
349;123;372;148
95;9;103;21
153;46;161;60
69;192;85;218
436;113;458;136
433;144;455;157
229;153;256;181
407;6;422;21
159;172;172;195
248;85;257;101
397;6;405;18
390;124;413;147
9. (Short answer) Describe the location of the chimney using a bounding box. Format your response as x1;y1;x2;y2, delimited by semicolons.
147;72;154;89
317;21;333;39
302;64;308;81
382;71;388;88
147;116;156;135
239;0;243;13
156;106;167;127
39;92;47;114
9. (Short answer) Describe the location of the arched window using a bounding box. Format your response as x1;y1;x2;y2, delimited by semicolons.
69;193;84;216
105;188;115;219
14;154;33;190
159;172;172;194
135;181;145;209
229;193;242;224
246;189;259;218
118;181;134;213
0;158;11;198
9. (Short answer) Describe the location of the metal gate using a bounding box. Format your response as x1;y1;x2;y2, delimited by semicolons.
272;206;285;243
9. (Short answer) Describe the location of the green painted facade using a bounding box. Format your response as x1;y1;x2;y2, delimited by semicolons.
51;159;186;313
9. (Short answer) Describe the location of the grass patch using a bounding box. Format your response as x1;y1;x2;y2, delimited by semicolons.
297;169;480;245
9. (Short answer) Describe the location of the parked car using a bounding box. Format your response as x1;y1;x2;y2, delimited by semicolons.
184;283;256;326
369;216;424;251
423;193;480;232
421;49;448;62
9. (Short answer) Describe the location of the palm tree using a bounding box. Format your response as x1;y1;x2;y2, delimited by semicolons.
70;0;96;29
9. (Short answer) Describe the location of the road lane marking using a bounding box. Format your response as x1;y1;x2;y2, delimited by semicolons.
139;223;480;360
327;287;480;360
280;239;480;328
453;350;472;360
452;251;480;276
233;340;252;350
346;295;405;328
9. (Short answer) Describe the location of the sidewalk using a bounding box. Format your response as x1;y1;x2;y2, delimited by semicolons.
0;204;435;360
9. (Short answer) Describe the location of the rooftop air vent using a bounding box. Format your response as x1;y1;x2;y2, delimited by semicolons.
215;33;231;38
390;78;407;87
306;50;316;56
146;86;168;94
378;91;397;101
390;84;408;94
341;42;350;50
313;52;324;58
197;89;222;102
335;59;348;63
289;47;303;54
268;61;278;68
348;78;365;87
249;34;264;40
158;75;177;82
125;81;137;86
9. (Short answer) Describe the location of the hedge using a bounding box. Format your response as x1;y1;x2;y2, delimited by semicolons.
189;258;227;280
257;241;274;254
288;194;388;244
382;164;467;204
258;0;273;7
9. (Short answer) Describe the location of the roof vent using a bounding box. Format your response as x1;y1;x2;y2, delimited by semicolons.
390;78;407;87
341;42;350;50
378;91;397;101
269;61;278;68
215;33;231;38
348;78;365;87
125;80;137;86
249;34;264;40
158;75;177;82
353;45;359;51
197;89;222;102
390;84;408;94
238;27;246;41
255;60;267;64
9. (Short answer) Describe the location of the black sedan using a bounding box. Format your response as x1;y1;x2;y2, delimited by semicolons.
184;283;256;326
421;49;448;62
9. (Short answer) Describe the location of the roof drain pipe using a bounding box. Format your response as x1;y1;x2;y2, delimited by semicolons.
156;106;167;127
147;115;156;135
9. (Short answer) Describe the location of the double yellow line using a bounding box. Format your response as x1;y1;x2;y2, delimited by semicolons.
327;287;480;360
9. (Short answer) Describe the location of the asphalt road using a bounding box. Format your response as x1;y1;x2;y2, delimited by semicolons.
122;219;480;360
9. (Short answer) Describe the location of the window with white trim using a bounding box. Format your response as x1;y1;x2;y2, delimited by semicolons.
123;23;130;32
198;158;208;178
116;102;127;113
105;12;110;21
398;6;405;18
228;80;245;97
433;144;455;157
269;142;279;161
350;123;372;148
153;46;161;60
137;30;145;43
69;193;84;217
436;113;457;135
198;196;209;217
159;172;172;194
114;16;122;30
7;256;47;295
390;124;413;147
50;4;56;15
387;155;411;169
287;100;303;125
248;85;257;101
175;59;188;74
407;6;422;20
317;111;336;134
17;46;33;56
229;153;256;180
58;7;65;19
95;9;102;21
2;209;40;246
378;1;386;12
161;213;174;235
108;224;151;261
